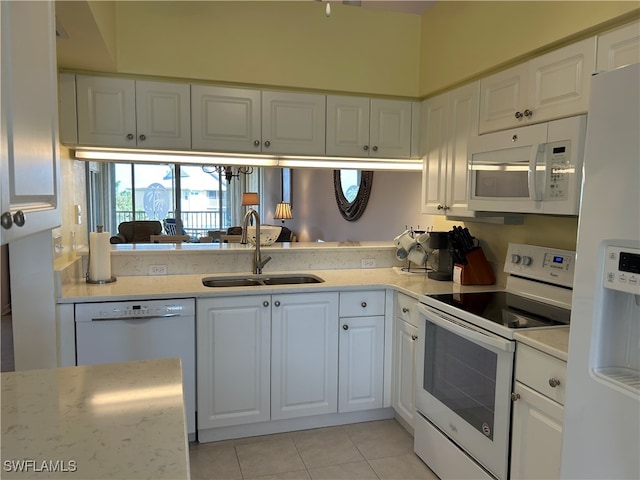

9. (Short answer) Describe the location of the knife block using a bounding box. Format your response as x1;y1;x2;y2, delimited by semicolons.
453;247;495;285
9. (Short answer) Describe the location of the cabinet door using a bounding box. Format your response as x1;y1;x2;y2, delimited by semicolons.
420;94;449;214
370;99;412;158
196;296;271;429
271;292;339;420
338;315;384;412
1;0;60;244
191;85;262;153
326;95;370;157
445;82;479;216
76;75;137;147
596;20;640;72
262;91;326;155
510;382;564;480
392;318;417;428
527;37;595;124
479;63;528;134
135;80;191;150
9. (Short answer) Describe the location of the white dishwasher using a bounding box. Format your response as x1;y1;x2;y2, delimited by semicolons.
75;299;196;437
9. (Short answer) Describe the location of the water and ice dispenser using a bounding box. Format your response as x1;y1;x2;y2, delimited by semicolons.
592;243;640;395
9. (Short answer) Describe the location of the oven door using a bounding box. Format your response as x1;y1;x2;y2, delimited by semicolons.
416;303;515;480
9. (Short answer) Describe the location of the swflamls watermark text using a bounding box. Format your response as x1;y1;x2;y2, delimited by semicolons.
3;459;78;473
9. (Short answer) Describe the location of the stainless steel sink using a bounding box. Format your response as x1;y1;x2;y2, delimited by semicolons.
202;273;324;288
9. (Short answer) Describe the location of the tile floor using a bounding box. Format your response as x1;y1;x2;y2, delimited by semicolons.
189;419;439;480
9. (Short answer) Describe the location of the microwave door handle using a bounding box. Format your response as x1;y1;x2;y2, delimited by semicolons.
419;306;515;353
528;144;545;201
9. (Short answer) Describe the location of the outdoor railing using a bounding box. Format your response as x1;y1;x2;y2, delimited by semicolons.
114;210;230;239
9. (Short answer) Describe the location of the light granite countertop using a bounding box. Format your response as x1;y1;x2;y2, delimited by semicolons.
1;358;189;479
514;327;570;361
59;267;501;304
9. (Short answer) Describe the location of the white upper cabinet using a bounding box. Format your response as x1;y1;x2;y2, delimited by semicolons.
596;20;640;72
421;82;480;217
261;91;326;155
76;76;191;149
326;96;413;158
191;85;262;153
1;0;60;244
479;37;596;133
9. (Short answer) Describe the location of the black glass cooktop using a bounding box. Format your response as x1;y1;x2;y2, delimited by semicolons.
426;291;570;329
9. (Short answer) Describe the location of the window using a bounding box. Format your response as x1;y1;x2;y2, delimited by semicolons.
87;162;260;241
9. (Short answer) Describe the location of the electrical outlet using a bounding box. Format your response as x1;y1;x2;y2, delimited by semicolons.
361;258;376;269
148;264;168;276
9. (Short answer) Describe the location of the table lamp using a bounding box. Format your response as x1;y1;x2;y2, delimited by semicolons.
274;202;293;226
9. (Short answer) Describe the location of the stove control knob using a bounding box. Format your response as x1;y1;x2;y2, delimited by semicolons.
511;254;522;264
522;256;533;266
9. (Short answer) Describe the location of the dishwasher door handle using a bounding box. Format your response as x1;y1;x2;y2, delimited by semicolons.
90;313;181;322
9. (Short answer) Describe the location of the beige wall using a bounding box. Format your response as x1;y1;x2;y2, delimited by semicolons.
113;1;421;97
419;1;639;96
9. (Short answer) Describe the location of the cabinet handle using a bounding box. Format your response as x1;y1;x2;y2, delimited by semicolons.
363;145;369;151
402;307;409;313
343;324;349;330
126;133;134;140
511;392;521;402
264;140;271;148
139;134;146;141
274;300;281;307
263;301;269;307
437;204;447;211
254;140;260;147
361;301;367;308
512;134;518;142
523;109;533;118
1;212;12;230
548;378;561;388
372;146;378;152
13;210;25;227
411;335;418;341
514;111;524;119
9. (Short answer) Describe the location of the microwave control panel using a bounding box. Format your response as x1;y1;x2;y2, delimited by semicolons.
603;245;640;295
505;243;575;288
544;140;572;201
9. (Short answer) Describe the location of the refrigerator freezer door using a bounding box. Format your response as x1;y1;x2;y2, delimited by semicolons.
561;64;640;479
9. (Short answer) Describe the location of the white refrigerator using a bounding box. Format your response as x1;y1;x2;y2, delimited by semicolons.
561;63;640;479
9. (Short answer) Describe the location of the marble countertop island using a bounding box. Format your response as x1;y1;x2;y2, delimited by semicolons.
1;358;189;479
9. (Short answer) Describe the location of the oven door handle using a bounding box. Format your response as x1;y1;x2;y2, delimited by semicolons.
418;305;515;353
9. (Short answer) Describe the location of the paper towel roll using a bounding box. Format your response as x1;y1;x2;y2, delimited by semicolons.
89;230;112;282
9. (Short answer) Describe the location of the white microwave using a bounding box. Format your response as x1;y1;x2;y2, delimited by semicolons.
468;115;587;215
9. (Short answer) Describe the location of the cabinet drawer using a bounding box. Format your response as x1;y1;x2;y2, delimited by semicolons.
339;290;385;317
516;343;567;405
395;292;419;328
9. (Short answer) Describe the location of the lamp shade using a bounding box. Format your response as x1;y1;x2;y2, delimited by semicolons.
274;202;293;220
241;192;260;206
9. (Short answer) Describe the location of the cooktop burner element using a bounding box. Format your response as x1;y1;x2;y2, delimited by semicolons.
426;291;570;329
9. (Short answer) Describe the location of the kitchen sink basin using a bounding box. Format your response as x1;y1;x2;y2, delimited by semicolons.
202;273;324;288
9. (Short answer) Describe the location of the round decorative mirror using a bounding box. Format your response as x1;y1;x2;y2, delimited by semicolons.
333;170;373;221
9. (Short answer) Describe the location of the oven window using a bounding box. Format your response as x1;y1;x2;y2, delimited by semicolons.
424;320;497;440
474;170;529;198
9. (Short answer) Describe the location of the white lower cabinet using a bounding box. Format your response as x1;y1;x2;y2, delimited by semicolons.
510;343;567;479
271;292;339;420
197;289;389;436
338;290;386;413
338;315;385;412
391;293;419;429
196;295;271;429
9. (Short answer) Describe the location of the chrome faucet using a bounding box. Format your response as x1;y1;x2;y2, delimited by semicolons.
241;208;272;275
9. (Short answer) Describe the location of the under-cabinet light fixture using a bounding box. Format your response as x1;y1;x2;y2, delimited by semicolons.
73;147;423;171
